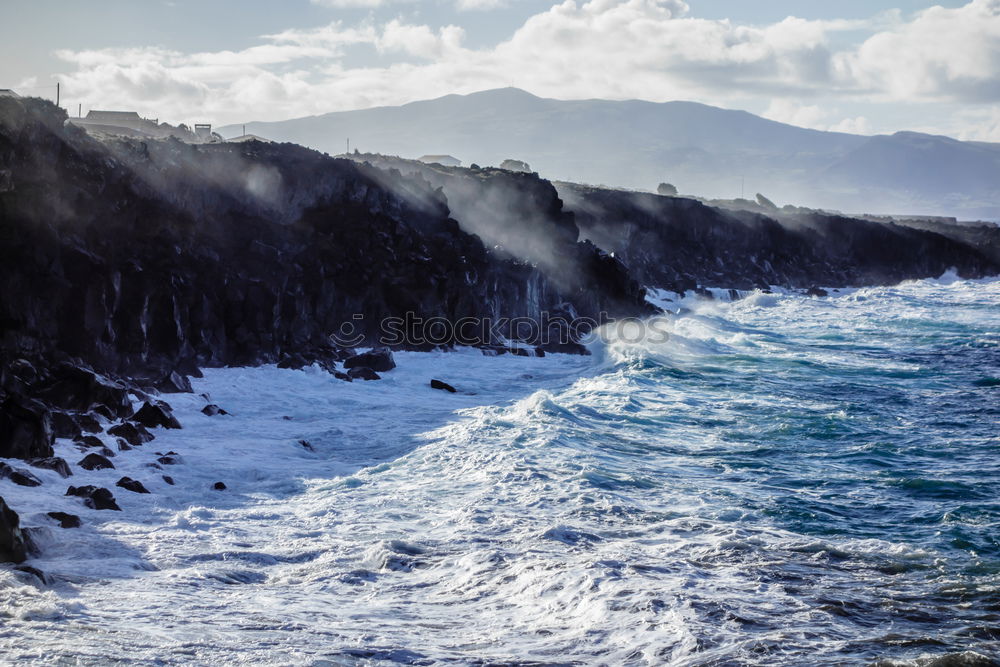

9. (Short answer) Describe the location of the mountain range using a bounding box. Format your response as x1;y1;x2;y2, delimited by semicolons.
220;88;1000;221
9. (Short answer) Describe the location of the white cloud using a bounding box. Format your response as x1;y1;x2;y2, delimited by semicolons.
50;0;1000;130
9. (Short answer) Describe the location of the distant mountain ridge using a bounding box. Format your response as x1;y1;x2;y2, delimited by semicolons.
220;88;1000;220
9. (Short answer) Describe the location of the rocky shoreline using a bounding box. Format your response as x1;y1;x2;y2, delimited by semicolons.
2;95;998;569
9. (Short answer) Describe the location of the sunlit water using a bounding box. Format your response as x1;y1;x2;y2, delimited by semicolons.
1;276;998;665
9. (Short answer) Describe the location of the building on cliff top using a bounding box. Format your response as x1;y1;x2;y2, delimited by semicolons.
0;89;20;98
418;154;462;167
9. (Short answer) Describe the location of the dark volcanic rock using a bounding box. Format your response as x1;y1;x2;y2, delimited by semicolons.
47;511;81;528
0;462;43;487
162;475;175;485
78;453;115;471
108;421;154;446
347;367;381;381
29;457;73;478
344;349;396;373
0;396;54;460
556;182;999;291
132;402;182;430
806;286;829;297
213;482;227;490
50;411;83;440
116;477;150;494
36;364;132;420
201;404;228;416
74;435;105;449
156;454;181;465
0;497;28;563
65;485;121;511
156;371;193;394
430;379;457;393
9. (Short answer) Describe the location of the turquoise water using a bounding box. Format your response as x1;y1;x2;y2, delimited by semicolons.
2;276;998;665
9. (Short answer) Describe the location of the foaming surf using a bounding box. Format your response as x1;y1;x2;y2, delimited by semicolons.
1;276;998;665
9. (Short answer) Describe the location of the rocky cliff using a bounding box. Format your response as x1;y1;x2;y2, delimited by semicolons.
555;182;998;293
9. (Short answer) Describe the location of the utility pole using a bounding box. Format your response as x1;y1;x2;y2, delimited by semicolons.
78;103;82;118
347;137;350;154
56;82;60;107
243;124;246;137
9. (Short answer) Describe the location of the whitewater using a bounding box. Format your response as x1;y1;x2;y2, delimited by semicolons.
1;275;998;665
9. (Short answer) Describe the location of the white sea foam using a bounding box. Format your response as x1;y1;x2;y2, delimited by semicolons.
0;277;998;664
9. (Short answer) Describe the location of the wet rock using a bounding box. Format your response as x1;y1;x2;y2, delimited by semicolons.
116;439;132;452
201;404;228;416
0;396;54;460
277;353;309;370
116;477;150;494
156;371;193;394
65;485;121;511
74;435;105;449
132;401;182;430
509;347;530;357
298;439;315;452
806;286;829;297
538;341;591;356
36;363;132;420
344;349;396;373
15;565;48;584
46;511;81;528
534;347;546;358
332;371;353;382
0;462;43;487
347;367;381;381
78;453;115;471
89;405;115;421
162;475;175;485
213;482;227;490
29;457;72;478
430;379;457;393
49;411;83;440
0;497;28;563
156;454;181;465
108;421;154;446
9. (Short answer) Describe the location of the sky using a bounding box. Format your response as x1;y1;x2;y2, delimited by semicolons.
2;0;998;141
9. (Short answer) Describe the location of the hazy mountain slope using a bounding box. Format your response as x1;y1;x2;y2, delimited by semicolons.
221;88;1000;220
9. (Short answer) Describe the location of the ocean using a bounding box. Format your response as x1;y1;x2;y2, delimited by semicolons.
1;275;998;665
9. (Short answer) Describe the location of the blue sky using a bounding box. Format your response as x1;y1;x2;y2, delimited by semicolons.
2;1;997;140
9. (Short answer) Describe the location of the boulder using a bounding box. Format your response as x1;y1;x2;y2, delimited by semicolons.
806;286;829;297
156;371;193;394
116;477;150;494
49;411;83;440
156;454;182;465
132;401;182;430
0;396;54;460
430;379;457;393
108;421;154;446
77;453;115;471
29;457;73;478
36;363;132;419
343;349;396;373
116;439;132;451
213;482;227;490
65;485;121;511
277;353;309;370
46;511;81;528
201;404;228;416
332;371;352;382
74;435;105;449
0;462;43;487
347;367;381;381
0;497;28;563
162;475;175;485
